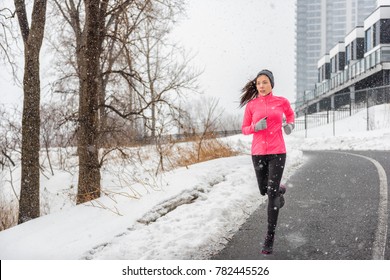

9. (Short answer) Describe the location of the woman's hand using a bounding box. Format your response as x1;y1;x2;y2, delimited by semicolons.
254;117;267;132
283;123;295;135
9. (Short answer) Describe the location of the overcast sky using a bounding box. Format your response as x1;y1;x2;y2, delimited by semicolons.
1;0;296;115
171;0;296;113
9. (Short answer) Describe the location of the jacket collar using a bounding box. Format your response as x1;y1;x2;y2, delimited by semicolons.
258;91;273;99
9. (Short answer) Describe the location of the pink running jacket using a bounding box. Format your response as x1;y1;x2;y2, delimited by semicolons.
241;92;295;155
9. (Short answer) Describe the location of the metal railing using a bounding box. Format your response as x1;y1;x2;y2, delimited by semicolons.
293;85;390;136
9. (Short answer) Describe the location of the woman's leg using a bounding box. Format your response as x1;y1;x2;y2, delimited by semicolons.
252;155;269;196
262;154;286;254
266;154;286;235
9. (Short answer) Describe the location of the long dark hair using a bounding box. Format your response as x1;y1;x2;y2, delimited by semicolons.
239;79;258;107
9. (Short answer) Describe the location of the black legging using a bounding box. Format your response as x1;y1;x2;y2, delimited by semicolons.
252;154;286;235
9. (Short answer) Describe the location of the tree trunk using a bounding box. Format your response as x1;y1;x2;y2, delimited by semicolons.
15;0;48;224
97;66;108;147
76;0;108;204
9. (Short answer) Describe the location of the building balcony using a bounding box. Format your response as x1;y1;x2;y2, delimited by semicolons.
296;44;390;112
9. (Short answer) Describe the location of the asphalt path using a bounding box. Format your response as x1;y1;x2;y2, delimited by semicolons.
211;150;390;260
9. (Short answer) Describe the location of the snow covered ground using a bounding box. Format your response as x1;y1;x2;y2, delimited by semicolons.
0;104;390;261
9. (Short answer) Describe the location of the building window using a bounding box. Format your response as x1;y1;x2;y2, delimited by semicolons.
339;52;345;70
373;21;381;48
357;38;364;59
330;57;335;73
346;44;350;65
365;27;372;52
380;19;390;44
351;41;354;60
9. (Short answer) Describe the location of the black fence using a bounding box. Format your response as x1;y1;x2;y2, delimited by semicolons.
133;129;243;145
293;85;390;134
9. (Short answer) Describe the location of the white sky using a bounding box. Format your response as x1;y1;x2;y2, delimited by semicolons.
0;0;296;114
172;0;296;113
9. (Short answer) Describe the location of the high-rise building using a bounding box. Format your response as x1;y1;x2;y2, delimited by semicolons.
295;0;377;103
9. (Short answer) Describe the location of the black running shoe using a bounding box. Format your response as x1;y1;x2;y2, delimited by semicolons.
261;234;275;255
260;185;267;196
279;184;286;194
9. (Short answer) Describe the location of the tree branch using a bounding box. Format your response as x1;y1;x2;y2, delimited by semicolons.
13;0;30;43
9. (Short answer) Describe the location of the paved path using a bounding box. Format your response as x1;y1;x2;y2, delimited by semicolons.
211;150;389;260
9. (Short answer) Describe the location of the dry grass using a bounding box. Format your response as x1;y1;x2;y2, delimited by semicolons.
0;137;241;231
0;197;18;231
174;138;239;167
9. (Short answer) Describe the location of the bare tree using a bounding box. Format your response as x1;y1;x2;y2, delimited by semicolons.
216;112;242;132
49;0;197;204
0;4;19;78
194;97;223;161
13;0;47;224
51;0;159;203
0;105;21;171
133;16;201;140
178;96;225;159
74;0;109;204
